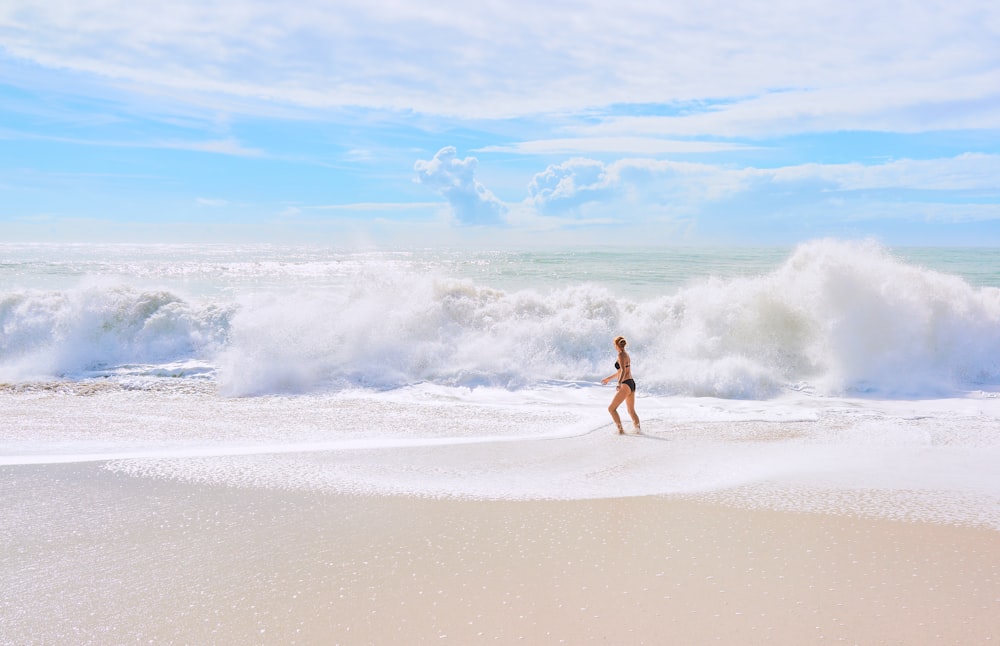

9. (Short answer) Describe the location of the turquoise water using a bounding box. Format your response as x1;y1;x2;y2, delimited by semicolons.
430;247;794;297
370;246;1000;298
4;243;997;295
894;247;1000;288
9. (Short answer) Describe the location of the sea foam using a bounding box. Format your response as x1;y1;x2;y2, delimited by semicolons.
216;239;1000;397
2;239;999;399
0;284;230;381
641;239;1000;397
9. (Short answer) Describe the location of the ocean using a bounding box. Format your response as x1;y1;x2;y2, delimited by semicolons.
2;238;999;527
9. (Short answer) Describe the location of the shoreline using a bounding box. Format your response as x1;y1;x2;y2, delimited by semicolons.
3;462;998;644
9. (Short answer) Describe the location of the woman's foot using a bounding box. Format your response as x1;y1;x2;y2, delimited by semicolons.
616;425;625;435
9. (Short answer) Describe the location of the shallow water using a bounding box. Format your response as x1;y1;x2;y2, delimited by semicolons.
2;381;998;529
2;239;999;527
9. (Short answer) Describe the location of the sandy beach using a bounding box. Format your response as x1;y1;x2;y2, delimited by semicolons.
2;462;997;645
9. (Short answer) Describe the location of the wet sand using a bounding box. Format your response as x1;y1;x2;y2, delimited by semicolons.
2;463;998;645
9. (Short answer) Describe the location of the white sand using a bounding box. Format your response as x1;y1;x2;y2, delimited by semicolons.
2;463;998;645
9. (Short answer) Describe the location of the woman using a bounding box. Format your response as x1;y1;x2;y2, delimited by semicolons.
601;335;640;434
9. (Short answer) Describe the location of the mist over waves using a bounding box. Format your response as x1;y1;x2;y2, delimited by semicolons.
2;239;998;399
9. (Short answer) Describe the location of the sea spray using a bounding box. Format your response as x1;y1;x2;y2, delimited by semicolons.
0;285;231;380
637;239;1000;396
2;240;999;397
215;276;620;395
213;240;1000;397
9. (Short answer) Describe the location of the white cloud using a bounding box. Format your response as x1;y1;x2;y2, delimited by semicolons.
160;137;264;157
0;128;265;157
414;147;507;225
527;158;616;212
579;77;1000;138
196;197;229;207
1;0;996;133
523;153;1000;216
308;202;441;211
344;148;374;162
479;138;753;155
526;158;753;213
770;153;1000;191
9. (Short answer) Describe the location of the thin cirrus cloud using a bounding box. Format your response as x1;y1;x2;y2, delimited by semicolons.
159;137;264;157
580;77;1000;139
1;0;996;131
0;128;264;157
770;154;1000;192
196;198;229;207
477;138;755;155
1;0;998;243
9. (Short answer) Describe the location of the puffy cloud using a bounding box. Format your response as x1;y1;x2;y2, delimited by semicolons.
526;158;614;212
523;153;1000;220
526;157;746;214
414;147;507;226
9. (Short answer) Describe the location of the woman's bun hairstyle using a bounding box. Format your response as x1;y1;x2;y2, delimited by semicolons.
614;335;627;349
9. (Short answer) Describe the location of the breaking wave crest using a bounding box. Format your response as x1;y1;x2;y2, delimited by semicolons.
0;285;231;381
2;239;999;398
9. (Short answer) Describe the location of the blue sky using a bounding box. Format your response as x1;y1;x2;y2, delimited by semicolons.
2;0;999;246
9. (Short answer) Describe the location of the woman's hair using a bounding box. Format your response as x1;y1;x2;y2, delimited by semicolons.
614;335;627;349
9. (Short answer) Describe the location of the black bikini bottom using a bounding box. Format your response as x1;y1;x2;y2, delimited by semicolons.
621;379;636;392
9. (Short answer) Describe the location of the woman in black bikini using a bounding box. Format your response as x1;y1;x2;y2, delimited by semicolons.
601;335;640;434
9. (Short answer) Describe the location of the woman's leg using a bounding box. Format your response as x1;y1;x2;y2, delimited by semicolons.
625;390;640;430
608;387;628;433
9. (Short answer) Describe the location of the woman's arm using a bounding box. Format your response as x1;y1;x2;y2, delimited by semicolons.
601;366;621;385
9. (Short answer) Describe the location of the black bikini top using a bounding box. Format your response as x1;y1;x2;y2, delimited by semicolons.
615;361;620;370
